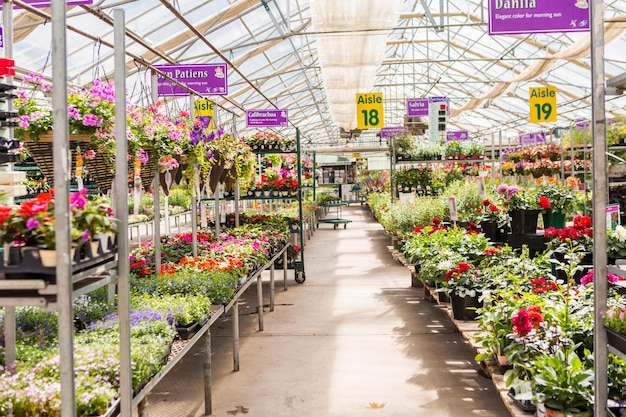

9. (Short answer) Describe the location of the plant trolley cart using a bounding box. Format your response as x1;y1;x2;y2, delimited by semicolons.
317;200;351;229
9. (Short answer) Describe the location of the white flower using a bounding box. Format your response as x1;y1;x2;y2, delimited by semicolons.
437;259;454;271
614;225;626;242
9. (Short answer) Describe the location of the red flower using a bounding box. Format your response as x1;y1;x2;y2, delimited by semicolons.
483;247;498;255
512;309;532;337
573;215;592;229
432;217;441;225
482;199;491;206
539;196;550;210
488;204;499;212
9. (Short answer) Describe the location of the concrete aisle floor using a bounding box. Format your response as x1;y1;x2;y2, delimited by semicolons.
139;205;510;417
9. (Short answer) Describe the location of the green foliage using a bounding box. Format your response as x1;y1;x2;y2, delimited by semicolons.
532;346;593;413
438;178;484;222
167;187;192;209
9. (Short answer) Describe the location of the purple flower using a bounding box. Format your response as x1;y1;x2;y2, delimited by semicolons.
67;105;80;120
25;218;40;230
82;113;101;127
496;183;509;195
506;185;520;199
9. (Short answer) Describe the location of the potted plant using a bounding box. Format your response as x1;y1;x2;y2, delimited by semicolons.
497;183;541;234
607;225;626;263
476;198;510;242
443;260;483;320
536;181;574;228
531;346;594;416
445;140;462;159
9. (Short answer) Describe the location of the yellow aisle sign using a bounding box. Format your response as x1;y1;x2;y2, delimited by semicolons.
194;99;215;127
529;86;557;123
356;92;384;130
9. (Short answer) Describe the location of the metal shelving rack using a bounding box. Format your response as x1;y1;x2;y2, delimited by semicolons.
0;7;133;417
234;127;306;283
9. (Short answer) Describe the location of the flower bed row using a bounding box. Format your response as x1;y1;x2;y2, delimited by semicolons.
0;214;296;416
367;179;626;415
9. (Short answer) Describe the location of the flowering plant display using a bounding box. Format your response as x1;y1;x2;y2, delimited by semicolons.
495;183;539;211
14;74;116;142
608;224;626;260
544;215;593;254
126;101;190;165
580;269;620;286
535;181;574;213
0;189;116;250
444;261;483;297
476;198;510;228
244;131;295;151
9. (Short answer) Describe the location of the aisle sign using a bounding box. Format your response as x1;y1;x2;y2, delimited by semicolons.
488;0;590;35
529;86;557;123
194;99;214;122
154;63;228;97
246;109;288;127
356;92;384;130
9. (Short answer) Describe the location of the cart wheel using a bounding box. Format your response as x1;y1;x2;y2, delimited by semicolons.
333;224;338;229
343;223;347;229
295;271;306;284
317;223;319;228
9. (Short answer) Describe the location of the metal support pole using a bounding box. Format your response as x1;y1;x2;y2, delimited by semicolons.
151;74;161;274
153;171;161;274
4;307;15;365
51;2;76;416
283;250;288;291
232;300;240;371
591;0;608;414
2;0;15;367
257;275;264;331
114;9;132;417
269;262;275;312
390;136;396;201
498;131;503;181
214;188;220;235
192;195;198;257
203;329;213;416
235;182;240;227
490;132;495;179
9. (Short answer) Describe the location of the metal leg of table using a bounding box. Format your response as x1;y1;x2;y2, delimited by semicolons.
232;300;240;371
283;251;288;291
257;275;264;331
138;398;148;417
270;262;275;312
204;329;212;416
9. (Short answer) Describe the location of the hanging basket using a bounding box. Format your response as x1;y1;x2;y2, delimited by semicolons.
208;160;226;194
23;132;157;191
223;166;237;193
22;132;116;189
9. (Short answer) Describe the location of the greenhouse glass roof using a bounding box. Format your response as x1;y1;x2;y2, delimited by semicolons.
5;0;626;149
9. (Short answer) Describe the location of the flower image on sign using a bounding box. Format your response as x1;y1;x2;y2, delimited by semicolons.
488;0;590;35
154;63;228;97
446;130;469;142
246;109;289;127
